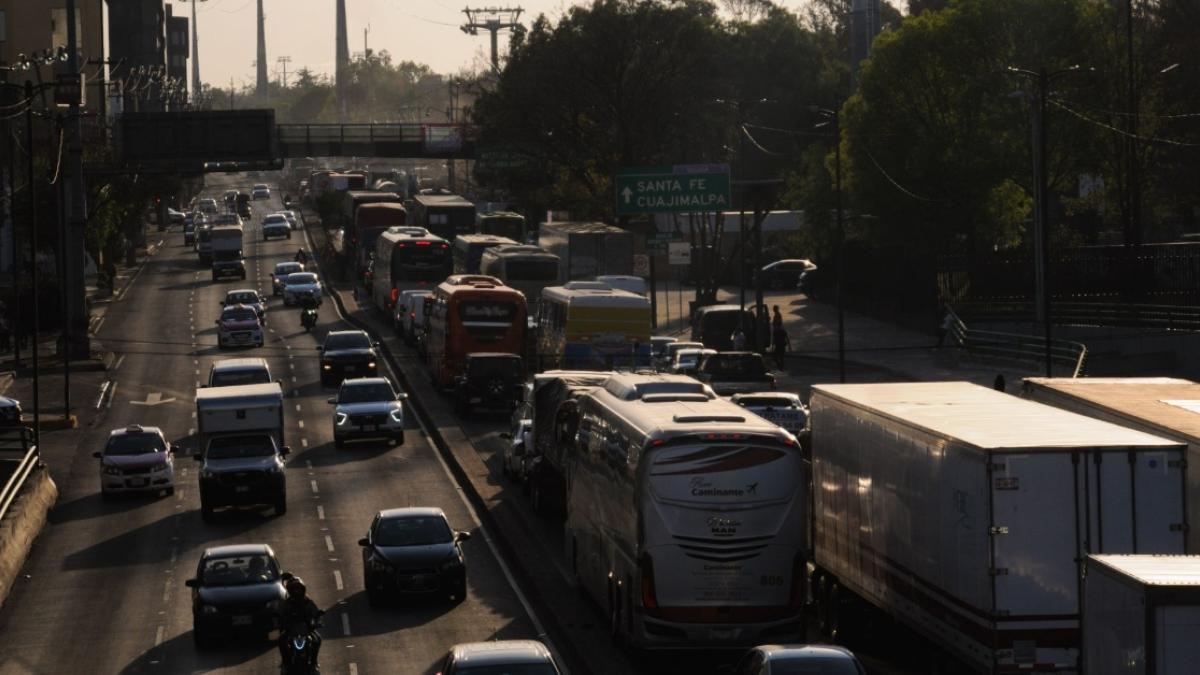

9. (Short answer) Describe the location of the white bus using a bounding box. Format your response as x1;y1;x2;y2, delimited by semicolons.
480;244;561;308
567;373;807;648
536;281;651;371
370;226;450;313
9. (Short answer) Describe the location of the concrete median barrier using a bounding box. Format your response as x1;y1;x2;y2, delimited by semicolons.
0;466;58;609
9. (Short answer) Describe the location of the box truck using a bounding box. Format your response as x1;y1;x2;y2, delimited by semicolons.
808;382;1188;674
1023;377;1200;553
196;382;285;451
1083;554;1200;675
537;221;633;282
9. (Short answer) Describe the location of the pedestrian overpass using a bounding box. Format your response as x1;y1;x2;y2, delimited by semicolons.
275;123;479;159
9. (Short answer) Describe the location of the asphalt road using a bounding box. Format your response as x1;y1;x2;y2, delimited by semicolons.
0;174;543;675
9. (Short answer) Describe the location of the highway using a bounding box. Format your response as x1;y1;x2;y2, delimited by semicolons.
0;175;545;675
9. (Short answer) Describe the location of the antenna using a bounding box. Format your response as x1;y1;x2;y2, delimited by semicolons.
460;6;523;73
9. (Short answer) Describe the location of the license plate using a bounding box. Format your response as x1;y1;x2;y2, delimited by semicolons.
470;397;482;403
708;628;740;640
235;485;250;493
129;478;148;488
344;366;356;372
231;615;253;626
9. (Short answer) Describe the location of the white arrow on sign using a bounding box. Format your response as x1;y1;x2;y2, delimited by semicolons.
130;392;177;407
621;186;634;204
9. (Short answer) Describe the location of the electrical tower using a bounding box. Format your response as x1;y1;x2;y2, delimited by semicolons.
277;56;292;88
256;0;269;96
460;7;523;73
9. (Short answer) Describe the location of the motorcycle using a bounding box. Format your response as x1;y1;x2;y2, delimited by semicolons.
301;306;318;332
279;618;322;675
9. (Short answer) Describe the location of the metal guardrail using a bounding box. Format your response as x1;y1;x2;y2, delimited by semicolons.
0;427;39;522
957;300;1200;332
947;308;1088;378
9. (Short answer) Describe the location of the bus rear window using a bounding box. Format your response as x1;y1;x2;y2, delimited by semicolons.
458;301;517;339
506;259;559;281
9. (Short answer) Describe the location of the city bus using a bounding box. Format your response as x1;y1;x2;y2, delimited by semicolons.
370;226;450;313
536;282;651;371
426;275;528;388
567;373;806;649
477;211;527;242
479;244;561;308
410;194;476;241
350;201;406;287
452;234;518;275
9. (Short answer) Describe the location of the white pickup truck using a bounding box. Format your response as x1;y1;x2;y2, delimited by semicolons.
194;383;288;519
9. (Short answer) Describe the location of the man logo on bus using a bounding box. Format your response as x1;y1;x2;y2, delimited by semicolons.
708;516;741;538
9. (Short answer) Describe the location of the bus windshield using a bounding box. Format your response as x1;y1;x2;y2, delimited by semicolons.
458;301;518;338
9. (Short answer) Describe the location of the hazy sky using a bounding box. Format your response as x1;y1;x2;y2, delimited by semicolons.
187;0;815;90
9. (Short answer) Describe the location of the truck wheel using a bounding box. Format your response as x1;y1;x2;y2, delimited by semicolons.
274;494;287;516
828;581;843;642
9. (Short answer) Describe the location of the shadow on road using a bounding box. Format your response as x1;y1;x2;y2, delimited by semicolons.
117;629;272;675
62;509;263;570
49;491;155;525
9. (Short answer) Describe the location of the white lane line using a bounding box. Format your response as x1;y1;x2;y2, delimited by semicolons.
154;625;165;647
317;505;325;520
298;420;304;429
324;536;335;553
301;438;308;448
106;381;118;409
188;427;195;436
349;663;358;675
113;355;126;371
291;376;297;383
295;404;301;412
162;580;171;603
193;359;198;366
341;613;351;637
92;316;105;334
310;480;319;494
191;411;197;418
95;381;111;410
333;570;344;590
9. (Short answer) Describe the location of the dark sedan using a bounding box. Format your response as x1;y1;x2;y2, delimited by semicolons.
359;507;471;606
319;330;379;387
185;544;286;646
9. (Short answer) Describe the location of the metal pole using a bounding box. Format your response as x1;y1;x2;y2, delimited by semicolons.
1125;0;1140;248
490;24;500;72
58;117;70;419
7;106;20;370
25;81;39;445
834;111;845;383
1038;68;1052;377
65;0;89;360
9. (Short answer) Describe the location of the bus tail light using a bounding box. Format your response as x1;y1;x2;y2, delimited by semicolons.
640;555;658;610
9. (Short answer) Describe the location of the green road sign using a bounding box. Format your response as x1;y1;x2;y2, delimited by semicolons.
616;164;731;215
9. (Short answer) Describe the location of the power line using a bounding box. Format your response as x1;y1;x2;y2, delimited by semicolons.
862;146;941;202
1049;98;1200;148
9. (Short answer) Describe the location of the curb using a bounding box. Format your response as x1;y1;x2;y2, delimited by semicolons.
0;467;59;611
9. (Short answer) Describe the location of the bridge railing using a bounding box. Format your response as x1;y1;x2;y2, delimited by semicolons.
276;123;479;156
947;307;1088;377
0;427;39;522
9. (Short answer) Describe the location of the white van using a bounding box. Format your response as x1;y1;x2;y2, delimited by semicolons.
394;289;433;346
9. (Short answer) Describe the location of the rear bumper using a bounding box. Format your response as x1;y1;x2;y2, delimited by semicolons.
632;609;802;649
200;475;285;506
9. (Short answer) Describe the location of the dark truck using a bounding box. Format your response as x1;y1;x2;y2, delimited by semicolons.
694;351;776;396
526;370;612;515
410;194;476;242
454;353;524;414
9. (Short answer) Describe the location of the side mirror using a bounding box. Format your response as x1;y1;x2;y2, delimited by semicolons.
184;579;199;588
327;397;337;404
280;446;291;457
373;341;381;348
281;572;294;583
456;531;473;542
396;392;409;400
357;537;370;547
214;319;220;325
167;445;177;454
92;451;102;459
192;452;203;461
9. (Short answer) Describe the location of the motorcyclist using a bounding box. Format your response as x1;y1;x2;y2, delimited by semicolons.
295;248;309;264
278;576;322;670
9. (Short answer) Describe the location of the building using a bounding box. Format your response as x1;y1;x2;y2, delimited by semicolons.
164;2;187;108
850;0;881;85
107;0;165;112
0;0;106;113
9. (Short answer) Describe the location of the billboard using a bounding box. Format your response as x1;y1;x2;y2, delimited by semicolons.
118;109;277;165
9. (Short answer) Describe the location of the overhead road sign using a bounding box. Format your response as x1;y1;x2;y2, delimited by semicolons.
615;164;731;216
118;109;277;166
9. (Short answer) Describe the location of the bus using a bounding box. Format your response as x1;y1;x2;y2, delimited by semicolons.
477;211;527;242
411;194;476;241
370;226;451;313
480;245;561;308
351;201;406;286
567;373;806;649
536;282;651;371
426;275;528;388
452;234;518;275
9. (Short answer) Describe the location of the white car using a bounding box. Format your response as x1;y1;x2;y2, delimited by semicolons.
215;304;264;348
501;402;534;481
93;424;176;497
329;377;407;448
670;347;716;375
280;210;299;230
222;288;266;320
731;392;808;435
393;289;432;339
271;261;304;295
282;272;322;306
262;213;291;240
251;184;271;200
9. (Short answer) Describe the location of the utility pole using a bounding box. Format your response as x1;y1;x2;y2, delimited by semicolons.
364;24;370;57
191;0;208;100
1125;0;1140;249
64;0;89;360
276;56;291;88
460;7;524;73
25;81;40;444
255;0;269;97
446;79;459;192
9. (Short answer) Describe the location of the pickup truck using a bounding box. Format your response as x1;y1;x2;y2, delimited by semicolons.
194;383;287;520
694;351;776;396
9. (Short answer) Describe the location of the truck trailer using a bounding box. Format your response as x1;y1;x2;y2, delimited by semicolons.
1022;377;1200;554
1083;554;1200;675
808;382;1188;674
195;382;285;452
537;221;633;282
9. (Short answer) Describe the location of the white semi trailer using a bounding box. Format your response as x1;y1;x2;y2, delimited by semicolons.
808;382;1188;674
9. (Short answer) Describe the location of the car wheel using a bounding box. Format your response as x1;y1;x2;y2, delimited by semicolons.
452;573;467;602
366;579;384;608
211;273;217;282
530;480;543;513
286;233;292;240
274;494;287;516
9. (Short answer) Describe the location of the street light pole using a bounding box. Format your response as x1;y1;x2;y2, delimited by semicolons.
24;81;40;445
834;110;846;383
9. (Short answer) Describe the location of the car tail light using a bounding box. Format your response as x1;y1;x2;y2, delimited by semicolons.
640;554;658;610
415;240;431;246
389;287;399;306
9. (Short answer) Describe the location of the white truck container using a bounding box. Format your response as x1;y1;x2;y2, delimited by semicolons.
195;382;285;451
809;382;1188;674
1083;554;1200;675
1023;377;1200;553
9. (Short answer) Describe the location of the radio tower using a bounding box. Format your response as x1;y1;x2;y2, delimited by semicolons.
255;0;269;96
460;7;523;73
335;0;350;119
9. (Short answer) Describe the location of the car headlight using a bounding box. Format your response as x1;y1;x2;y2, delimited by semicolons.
438;552;465;573
367;361;376;369
151;463;170;473
322;362;332;370
335;412;348;426
201;604;219;615
103;465;122;476
389;409;403;424
201;469;215;480
369;552;394;573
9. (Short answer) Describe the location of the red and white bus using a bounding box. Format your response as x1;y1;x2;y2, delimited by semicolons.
426;275;528;388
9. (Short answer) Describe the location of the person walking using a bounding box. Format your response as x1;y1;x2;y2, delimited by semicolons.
772;305;783;332
936;308;956;348
772;324;790;371
731;327;746;351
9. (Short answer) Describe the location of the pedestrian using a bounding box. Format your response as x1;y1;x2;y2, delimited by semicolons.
772;305;783;332
732;327;746;351
936;308;956;348
993;373;1006;392
772;324;790;371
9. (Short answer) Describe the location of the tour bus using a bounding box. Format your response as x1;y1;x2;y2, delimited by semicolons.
477;211;527;242
351;201;406;286
479;245;561;309
537;282;651;371
410;194;476;241
426;275;528;388
370;226;451;313
452;234;518;275
567;373;806;648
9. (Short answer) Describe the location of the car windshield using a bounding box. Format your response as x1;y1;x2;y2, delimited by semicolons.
770;657;862;675
339;383;395;403
206;435;276;459
222;307;258;322
106;433;166;456
264;216;285;224
703;355;767;377
211;368;270;387
374;515;453;547
325;333;371;350
227;293;258;305
739;397;796;408
455;666;558;675
200;553;280;587
275;263;302;276
468;357;521;376
287;273;317;285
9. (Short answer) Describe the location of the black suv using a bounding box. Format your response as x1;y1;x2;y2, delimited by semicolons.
454;353;524;414
319;330;379;387
194;433;289;520
695;351;776;396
